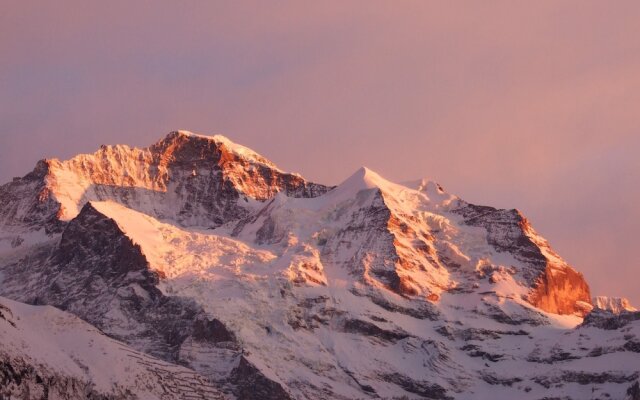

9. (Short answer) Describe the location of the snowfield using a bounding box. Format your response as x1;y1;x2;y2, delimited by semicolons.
0;131;638;399
0;297;225;399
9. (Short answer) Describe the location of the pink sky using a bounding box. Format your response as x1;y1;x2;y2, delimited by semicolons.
1;1;639;304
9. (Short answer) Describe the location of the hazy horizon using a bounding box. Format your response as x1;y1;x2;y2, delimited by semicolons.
1;1;638;304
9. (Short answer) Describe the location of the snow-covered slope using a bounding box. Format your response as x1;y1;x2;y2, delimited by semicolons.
593;296;638;314
0;130;329;234
0;296;226;399
0;132;638;400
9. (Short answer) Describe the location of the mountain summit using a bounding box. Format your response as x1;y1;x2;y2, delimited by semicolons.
0;132;638;400
0;131;330;233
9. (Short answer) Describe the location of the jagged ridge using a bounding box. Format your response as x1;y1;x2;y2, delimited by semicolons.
0;131;637;400
0;131;331;234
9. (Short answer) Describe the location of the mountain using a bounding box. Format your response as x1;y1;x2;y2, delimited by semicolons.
0;296;225;399
593;296;638;314
0;131;638;400
0;130;330;236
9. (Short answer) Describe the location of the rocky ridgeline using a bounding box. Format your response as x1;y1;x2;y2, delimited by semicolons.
0;131;637;399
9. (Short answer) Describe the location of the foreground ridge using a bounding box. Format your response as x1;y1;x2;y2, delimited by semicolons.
0;131;638;400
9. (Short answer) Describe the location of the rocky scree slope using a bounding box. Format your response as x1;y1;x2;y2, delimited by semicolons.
0;131;638;400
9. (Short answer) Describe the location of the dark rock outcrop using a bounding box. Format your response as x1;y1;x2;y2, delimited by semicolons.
0;203;285;399
229;356;292;400
0;159;64;234
0;357;131;400
582;309;640;330
379;373;452;400
453;203;591;315
0;131;331;234
342;318;411;342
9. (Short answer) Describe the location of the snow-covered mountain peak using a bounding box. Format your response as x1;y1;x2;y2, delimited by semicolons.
323;166;391;203
0;131;331;235
157;130;281;170
403;177;446;193
344;166;382;187
402;177;457;203
332;167;455;208
593;296;638;314
1;132;638;400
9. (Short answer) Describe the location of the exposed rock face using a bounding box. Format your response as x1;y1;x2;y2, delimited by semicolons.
321;188;402;291
0;131;331;233
0;202;283;399
582;308;640;330
0;297;227;399
593;296;638;314
0;160;64;234
1;356;134;400
527;263;591;315
229;356;293;400
453;203;591;315
0;131;637;400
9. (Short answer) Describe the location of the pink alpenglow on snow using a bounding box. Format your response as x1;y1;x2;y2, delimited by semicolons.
1;132;638;399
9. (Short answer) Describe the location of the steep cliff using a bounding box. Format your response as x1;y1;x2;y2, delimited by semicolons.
0;130;330;235
0;131;636;400
452;204;591;315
